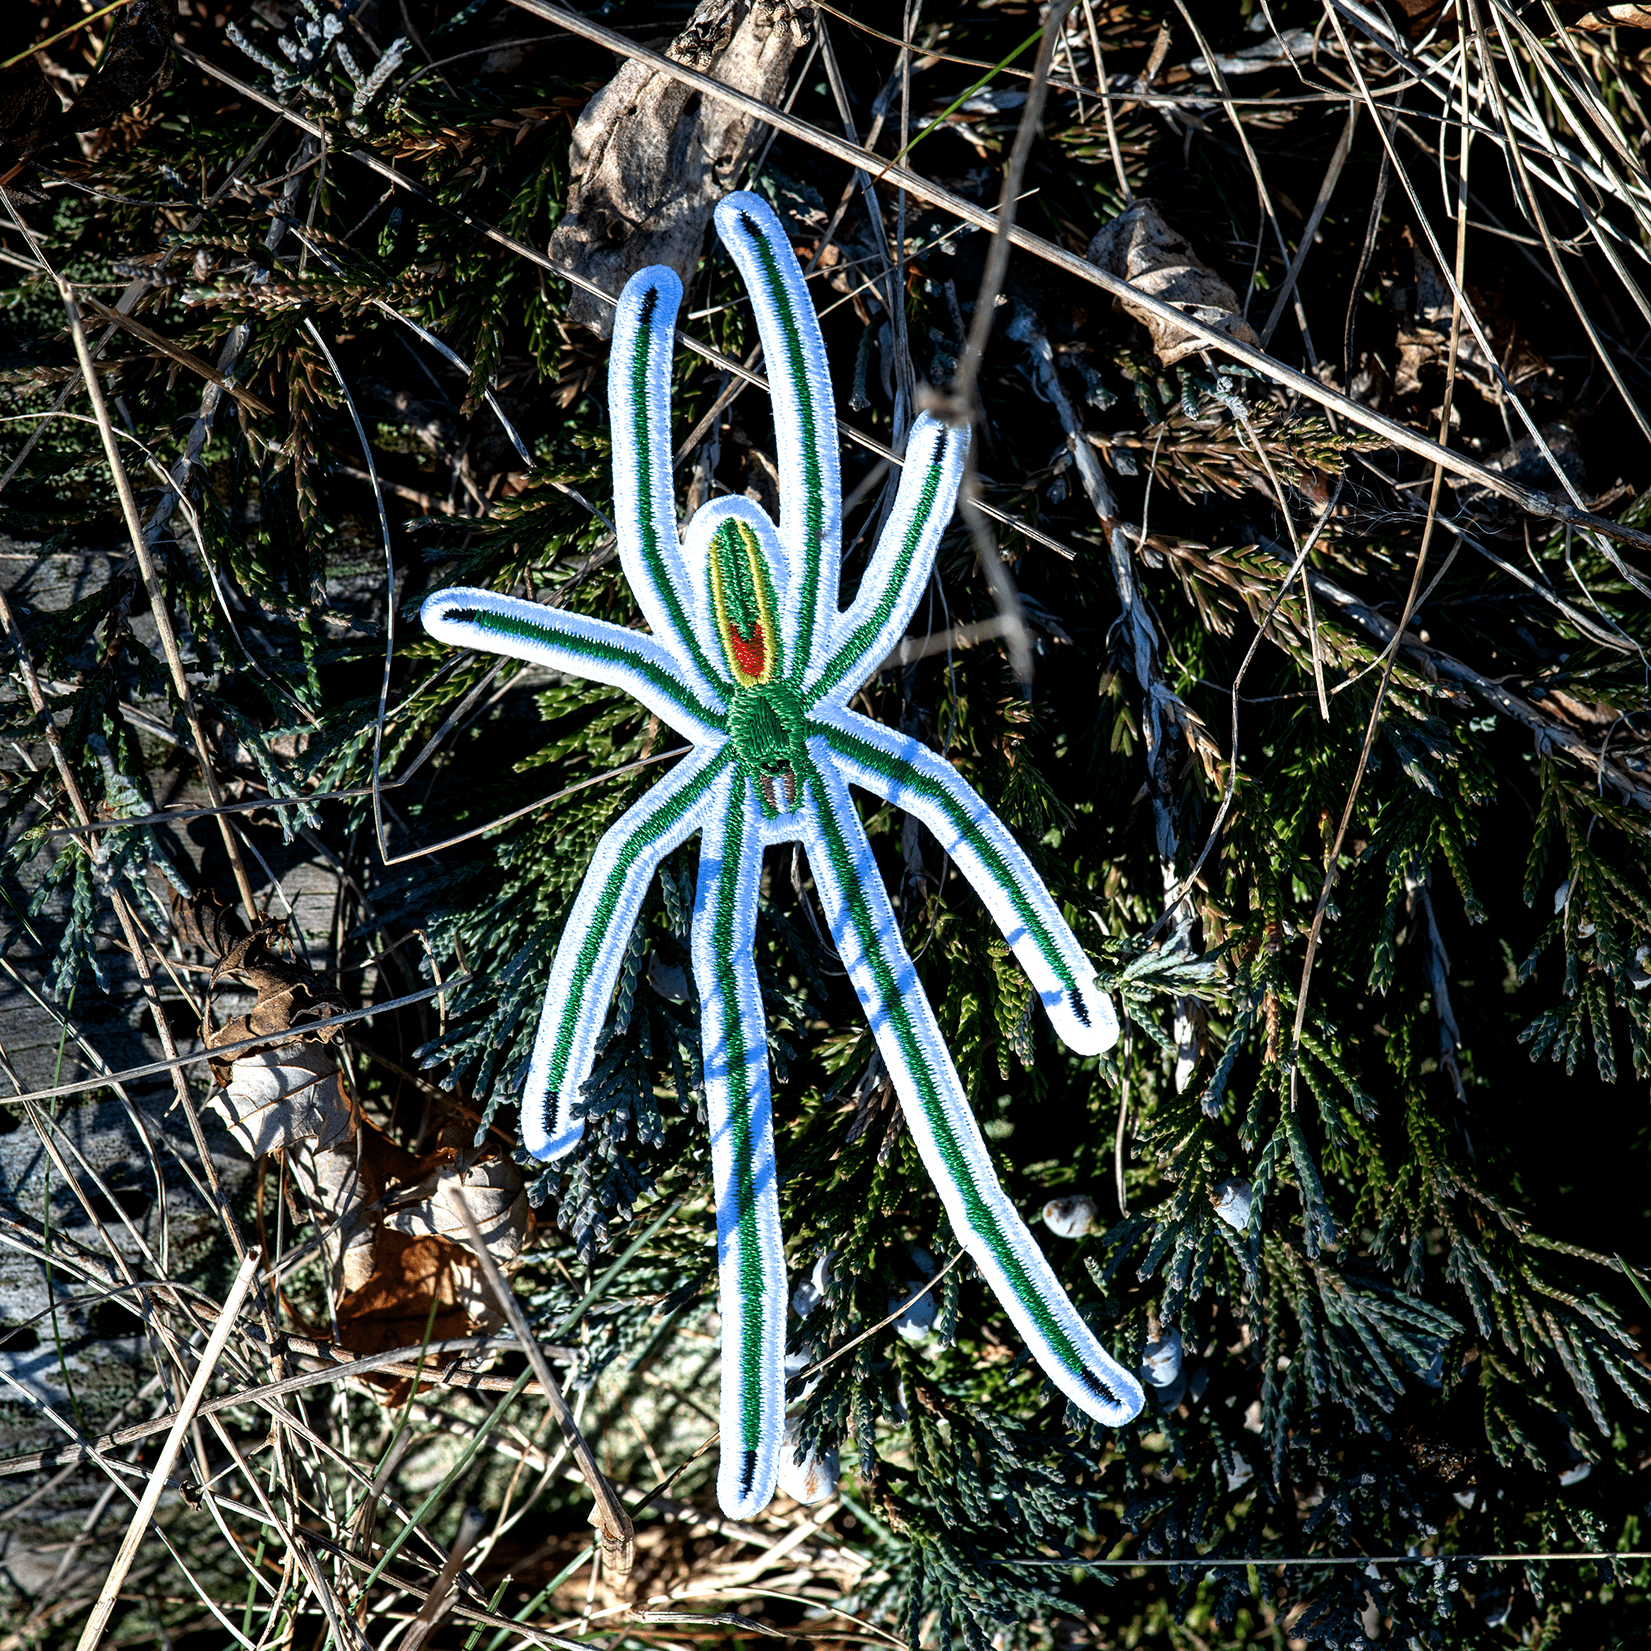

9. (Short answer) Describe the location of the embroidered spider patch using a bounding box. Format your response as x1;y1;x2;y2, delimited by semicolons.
423;191;1144;1518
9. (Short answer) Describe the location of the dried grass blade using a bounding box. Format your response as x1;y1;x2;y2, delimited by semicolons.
52;274;260;919
452;1188;635;1584
73;1247;263;1651
494;0;1651;551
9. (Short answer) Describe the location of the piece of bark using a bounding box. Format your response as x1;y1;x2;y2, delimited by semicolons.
548;0;804;337
0;59;56;154
53;0;178;134
1086;200;1261;369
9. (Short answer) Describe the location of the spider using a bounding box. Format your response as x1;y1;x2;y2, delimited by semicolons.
423;191;1144;1518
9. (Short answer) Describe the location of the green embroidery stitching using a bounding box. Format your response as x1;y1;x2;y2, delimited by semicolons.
821;720;1078;994
813;451;944;699
629;289;725;692
712;789;767;1456
424;189;1138;1517
443;604;721;727
542;749;733;1091
804;756;1121;1407
727;679;807;819
739;212;824;676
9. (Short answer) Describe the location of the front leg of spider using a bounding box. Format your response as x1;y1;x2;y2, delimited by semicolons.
422;189;1142;1523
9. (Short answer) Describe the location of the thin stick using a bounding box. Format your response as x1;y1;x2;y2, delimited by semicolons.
75;292;277;414
1114;1030;1131;1217
172;36;1651;556
1258;100;1358;348
56;277;260;921
42;778;411;839
452;1189;635;1584
0;461;267;1306
1010;1548;1651;1568
0;976;465;1108
74;1248;263;1651
402;1506;488;1651
942;2;1075;683
1229;403;1328;721
0;1334;579;1482
1286;0;1478;1085
1175;0;1317;361
2;0;131;69
1083;0;1133;204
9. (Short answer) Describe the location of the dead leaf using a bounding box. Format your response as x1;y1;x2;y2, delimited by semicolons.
1393;233;1550;401
174;890;528;1309
384;1146;530;1262
1086;200;1261;369
548;0;804;336
1451;421;1586;518
333;1231;497;1381
218;1043;378;1291
1571;4;1651;26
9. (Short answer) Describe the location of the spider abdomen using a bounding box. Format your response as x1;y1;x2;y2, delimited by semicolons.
709;516;781;687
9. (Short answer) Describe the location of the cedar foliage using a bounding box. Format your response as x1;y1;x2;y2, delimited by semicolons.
2;1;1650;1647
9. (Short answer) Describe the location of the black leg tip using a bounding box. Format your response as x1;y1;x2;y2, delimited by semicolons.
1082;1369;1120;1408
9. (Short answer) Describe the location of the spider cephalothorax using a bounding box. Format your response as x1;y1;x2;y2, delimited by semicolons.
424;191;1143;1518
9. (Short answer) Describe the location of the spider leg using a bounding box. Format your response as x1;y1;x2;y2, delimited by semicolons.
422;587;725;742
713;193;841;672
809;413;968;701
521;745;733;1160
815;706;1118;1056
692;767;788;1518
802;748;1144;1427
611;266;727;698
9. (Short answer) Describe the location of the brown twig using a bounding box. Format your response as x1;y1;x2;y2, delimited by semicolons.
53;275;260;922
73;1249;263;1651
400;1505;488;1651
172;37;1651;557
452;1187;635;1586
74;292;276;415
935;3;1075;682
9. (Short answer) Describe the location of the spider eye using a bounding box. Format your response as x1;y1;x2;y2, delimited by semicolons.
709;517;782;686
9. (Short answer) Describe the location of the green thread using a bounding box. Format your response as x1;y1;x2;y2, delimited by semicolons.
444;605;723;728
540;749;733;1091
727;680;807;819
712;787;767;1454
739;213;824;676
813;441;946;699
805;759;1117;1404
627;289;725;692
713;521;764;641
820;721;1077;995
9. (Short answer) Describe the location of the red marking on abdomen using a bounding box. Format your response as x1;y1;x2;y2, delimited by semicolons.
731;626;767;679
